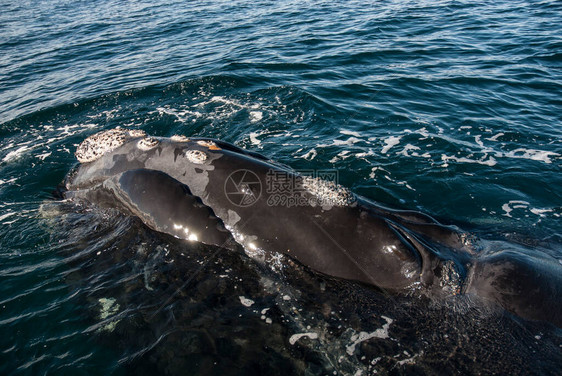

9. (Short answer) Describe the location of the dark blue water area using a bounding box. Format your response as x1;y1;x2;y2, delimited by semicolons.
1;0;561;374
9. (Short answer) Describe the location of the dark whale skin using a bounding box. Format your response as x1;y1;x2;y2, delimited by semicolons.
64;130;562;328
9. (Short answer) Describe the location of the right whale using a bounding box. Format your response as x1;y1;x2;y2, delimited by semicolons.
63;129;562;328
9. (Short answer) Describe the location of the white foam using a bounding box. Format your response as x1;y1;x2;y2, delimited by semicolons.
381;136;401;154
289;332;318;345
239;296;254;307
0;212;16;222
300;148;317;160
340;130;362;137
0;178;17;186
156;106;202;123
503;148;559;164
333;137;362;146
249;132;262;145
355;149;375;159
398;144;431;158
329;150;351;163
501;201;555;219
369;166;390;179
191;96;268;123
87;108;119;120
502;200;530;217
346;316;393;355
486;133;504;142
36;152;52;161
401;144;420;153
316;136;363;149
417;127;430;138
441;154;497;167
474;135;485;148
396;181;415;191
530;208;553;217
210;96;238;105
396;350;424;366
57;124;90;135
249;111;263;123
3;146;30;162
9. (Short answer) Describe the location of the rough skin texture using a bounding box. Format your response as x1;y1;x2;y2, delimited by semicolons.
75;129;128;163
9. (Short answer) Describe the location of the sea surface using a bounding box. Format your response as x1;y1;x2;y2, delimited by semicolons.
1;0;561;374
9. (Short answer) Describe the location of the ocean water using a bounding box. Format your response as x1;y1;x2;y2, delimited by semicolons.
1;0;561;374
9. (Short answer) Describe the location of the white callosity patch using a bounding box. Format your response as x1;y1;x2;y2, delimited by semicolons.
75;129;127;163
301;176;355;207
137;137;159;150
128;129;147;138
185;149;208;164
171;135;190;142
196;140;221;150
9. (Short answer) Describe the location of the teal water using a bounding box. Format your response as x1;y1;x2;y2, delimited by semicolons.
1;1;561;374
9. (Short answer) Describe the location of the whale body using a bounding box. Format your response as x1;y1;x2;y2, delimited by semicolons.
63;129;562;327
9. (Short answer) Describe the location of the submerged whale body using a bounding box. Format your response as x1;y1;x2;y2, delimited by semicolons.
63;129;562;327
